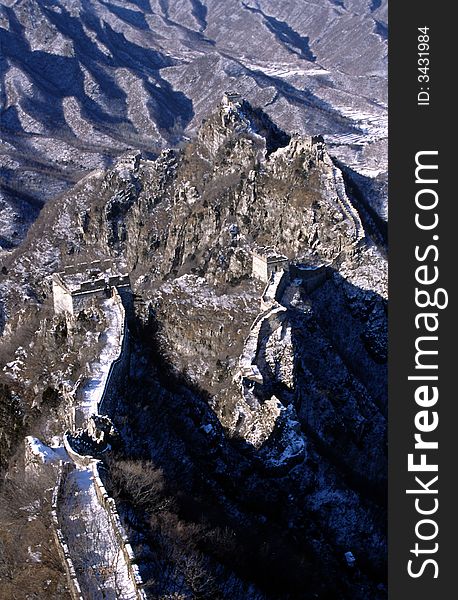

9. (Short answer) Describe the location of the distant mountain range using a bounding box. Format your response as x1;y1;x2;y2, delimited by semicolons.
0;0;387;252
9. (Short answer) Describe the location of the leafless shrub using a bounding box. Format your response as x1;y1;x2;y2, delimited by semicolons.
109;458;172;514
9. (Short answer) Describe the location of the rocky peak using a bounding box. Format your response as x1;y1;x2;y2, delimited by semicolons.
195;92;290;162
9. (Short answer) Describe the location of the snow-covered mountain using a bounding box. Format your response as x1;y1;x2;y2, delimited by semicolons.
0;0;387;251
0;3;387;597
0;96;387;598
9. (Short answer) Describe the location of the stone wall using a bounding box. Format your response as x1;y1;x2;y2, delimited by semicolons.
63;288;128;464
241;266;328;383
289;263;329;292
63;433;97;467
68;287;128;431
91;462;148;599
98;288;130;416
260;270;289;311
51;462;84;600
61;259;113;276
53;458;147;599
233;272;305;471
55;288;146;597
52;269;131;317
74;274;130;296
239;273;289;383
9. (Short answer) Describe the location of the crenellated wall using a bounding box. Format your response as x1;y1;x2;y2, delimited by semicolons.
239;272;288;383
52;271;131;317
260;270;289;310
69;286;129;431
63;433;99;467
97;288;130;416
54;458;148;599
232;270;306;470
288;263;329;292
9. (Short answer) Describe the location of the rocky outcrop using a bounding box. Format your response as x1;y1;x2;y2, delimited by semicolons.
64;98;367;290
0;0;387;252
0;97;379;321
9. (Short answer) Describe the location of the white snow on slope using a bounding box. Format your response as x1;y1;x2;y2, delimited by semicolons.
326;106;387;148
244;60;330;79
25;436;69;464
56;295;139;598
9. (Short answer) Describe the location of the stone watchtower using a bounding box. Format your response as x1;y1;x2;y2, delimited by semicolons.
222;91;243;108
252;247;289;283
52;259;131;317
221;91;244;127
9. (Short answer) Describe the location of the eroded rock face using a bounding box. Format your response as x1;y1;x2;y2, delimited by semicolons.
57;99;368;290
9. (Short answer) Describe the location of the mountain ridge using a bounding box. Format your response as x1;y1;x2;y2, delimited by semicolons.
0;0;387;252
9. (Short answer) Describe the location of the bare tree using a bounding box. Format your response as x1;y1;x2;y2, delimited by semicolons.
109;458;172;514
177;552;218;599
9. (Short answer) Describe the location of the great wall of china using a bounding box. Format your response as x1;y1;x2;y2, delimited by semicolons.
28;254;332;597
49;285;147;600
240;264;329;386
228;262;331;472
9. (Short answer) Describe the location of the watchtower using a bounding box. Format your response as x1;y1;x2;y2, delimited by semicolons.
52;260;131;316
252;247;289;283
222;91;242;107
